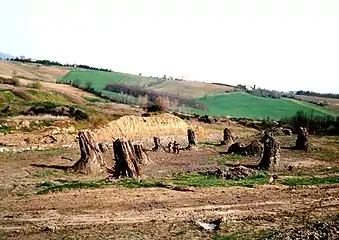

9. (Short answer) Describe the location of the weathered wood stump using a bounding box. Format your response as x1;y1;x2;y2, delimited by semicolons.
152;137;164;151
72;131;108;174
294;127;309;151
258;131;280;171
221;128;234;146
112;139;151;179
187;129;197;149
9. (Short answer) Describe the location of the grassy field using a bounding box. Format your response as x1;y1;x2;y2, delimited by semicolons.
195;92;334;120
59;69;162;89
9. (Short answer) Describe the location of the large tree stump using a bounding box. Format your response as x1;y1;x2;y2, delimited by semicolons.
72;131;108;174
187;129;197;149
152;137;164;151
112;139;151;179
221;128;234;146
258;131;280;171
295;127;309;151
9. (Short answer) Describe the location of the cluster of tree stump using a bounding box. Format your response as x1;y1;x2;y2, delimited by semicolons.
72;128;199;178
71;125;309;177
224;126;310;172
72;131;151;179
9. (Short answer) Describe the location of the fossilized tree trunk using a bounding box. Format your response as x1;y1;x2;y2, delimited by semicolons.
152;137;163;151
112;139;151;179
221;128;234;146
187;129;197;149
72;131;108;174
295;127;309;151
258;132;280;171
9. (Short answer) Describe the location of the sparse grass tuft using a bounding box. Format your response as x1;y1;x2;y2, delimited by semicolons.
37;180;111;195
34;170;59;178
282;176;339;186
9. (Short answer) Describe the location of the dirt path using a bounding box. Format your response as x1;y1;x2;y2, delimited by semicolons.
1;185;338;236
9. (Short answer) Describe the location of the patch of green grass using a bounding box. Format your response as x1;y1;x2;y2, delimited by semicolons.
0;125;14;133
282;176;339;186
172;173;268;188
195;92;333;120
117;178;168;188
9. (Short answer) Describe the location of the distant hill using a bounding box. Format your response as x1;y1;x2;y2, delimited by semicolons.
0;52;14;59
195;92;334;120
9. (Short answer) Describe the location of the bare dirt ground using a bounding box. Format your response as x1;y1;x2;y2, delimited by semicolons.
296;95;339;114
0;133;338;239
149;80;233;98
0;61;68;82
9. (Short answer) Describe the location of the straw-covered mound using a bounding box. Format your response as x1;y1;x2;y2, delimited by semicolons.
94;113;191;143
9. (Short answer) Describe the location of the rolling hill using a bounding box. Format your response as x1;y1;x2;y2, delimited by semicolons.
195;92;333;120
0;60;337;120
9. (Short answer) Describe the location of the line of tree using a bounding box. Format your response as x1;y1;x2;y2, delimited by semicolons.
280;110;339;135
295;90;339;100
7;58;112;72
105;83;206;110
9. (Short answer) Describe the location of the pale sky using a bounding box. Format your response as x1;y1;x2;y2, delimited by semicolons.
1;0;339;93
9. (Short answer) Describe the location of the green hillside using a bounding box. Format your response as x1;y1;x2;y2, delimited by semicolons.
195;92;333;120
59;69;162;89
